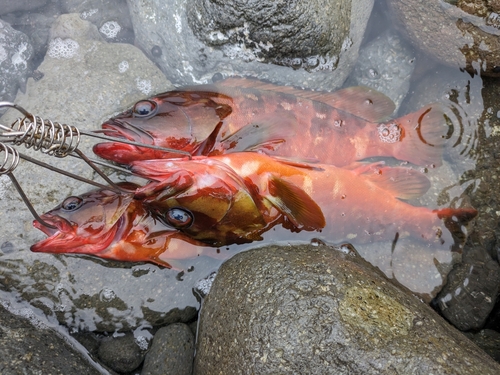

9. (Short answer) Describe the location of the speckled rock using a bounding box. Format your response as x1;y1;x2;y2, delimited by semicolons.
465;329;500;363
142;323;195;375
0;18;33;103
195;244;500;374
126;0;374;90
0;303;102;374
98;332;146;373
387;0;500;76
436;245;500;331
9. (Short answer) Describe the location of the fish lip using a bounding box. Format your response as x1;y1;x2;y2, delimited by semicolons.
31;214;75;252
101;119;154;144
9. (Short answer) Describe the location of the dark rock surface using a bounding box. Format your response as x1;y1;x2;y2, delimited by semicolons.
97;332;145;373
0;303;103;374
436;245;500;331
466;329;500;363
187;0;351;69
195;244;500;374
126;0;374;89
142;323;195;375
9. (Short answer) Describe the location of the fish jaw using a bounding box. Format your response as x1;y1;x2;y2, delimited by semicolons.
31;213;119;255
94;121;196;164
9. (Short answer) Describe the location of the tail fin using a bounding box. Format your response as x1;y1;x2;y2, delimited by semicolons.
391;104;448;167
435;207;478;251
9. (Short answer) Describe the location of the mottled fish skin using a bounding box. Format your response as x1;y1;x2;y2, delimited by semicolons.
131;153;477;252
93;78;447;168
30;186;221;269
32;153;477;267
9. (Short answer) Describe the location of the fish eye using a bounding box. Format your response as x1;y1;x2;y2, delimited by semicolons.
61;196;83;211
133;100;158;118
165;208;193;229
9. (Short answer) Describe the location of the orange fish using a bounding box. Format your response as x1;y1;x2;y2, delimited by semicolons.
93;78;447;168
32;153;477;267
30;184;219;268
131;152;476;251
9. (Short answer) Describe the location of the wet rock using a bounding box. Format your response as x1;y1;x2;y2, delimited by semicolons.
0;0;48;16
142;323;195;375
465;329;500;363
0;303;102;374
0;13;214;334
0;19;33;103
188;0;351;68
98;332;145;373
127;0;374;90
195;244;500;374
461;77;500;260
4;12;56;67
436;246;500;331
61;0;134;44
193;271;217;302
387;0;500;76
344;29;415;112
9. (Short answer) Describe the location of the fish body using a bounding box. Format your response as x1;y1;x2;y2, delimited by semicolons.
94;78;447;167
31;185;219;268
131;153;477;251
32;153;477;266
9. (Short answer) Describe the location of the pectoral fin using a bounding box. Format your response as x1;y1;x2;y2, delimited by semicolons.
266;175;325;231
220;111;298;153
356;164;431;200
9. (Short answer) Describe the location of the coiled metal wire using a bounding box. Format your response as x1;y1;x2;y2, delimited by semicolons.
0;142;20;174
9;114;81;157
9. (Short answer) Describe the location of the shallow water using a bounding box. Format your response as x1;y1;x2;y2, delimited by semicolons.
0;0;496;371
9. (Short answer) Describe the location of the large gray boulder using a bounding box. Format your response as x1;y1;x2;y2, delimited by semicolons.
195;244;500;374
127;0;374;89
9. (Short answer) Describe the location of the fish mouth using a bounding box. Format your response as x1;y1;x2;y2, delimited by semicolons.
31;214;76;253
100;119;154;144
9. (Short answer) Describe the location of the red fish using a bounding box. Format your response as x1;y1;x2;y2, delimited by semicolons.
93;78;447;168
31;153;477;266
130;153;477;251
30;184;220;268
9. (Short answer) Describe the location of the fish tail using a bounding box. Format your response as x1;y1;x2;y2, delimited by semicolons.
435;207;478;251
389;104;448;167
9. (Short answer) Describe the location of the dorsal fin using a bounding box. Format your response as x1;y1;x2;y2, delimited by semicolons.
212;77;395;122
355;165;431;200
266;175;325;230
219;111;297;153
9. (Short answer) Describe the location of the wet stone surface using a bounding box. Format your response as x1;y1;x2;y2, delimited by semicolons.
387;0;500;76
0;303;102;374
195;244;500;374
97;332;146;373
436;245;500;331
142;323;195;375
0;18;33;103
187;0;351;68
344;29;415;112
126;0;374;90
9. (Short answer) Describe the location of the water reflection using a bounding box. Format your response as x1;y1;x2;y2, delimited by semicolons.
0;0;496;357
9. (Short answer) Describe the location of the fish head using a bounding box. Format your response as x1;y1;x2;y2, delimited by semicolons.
133;158;266;245
93;90;233;164
31;188;135;255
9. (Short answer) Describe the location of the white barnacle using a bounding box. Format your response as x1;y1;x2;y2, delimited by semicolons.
377;123;401;143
